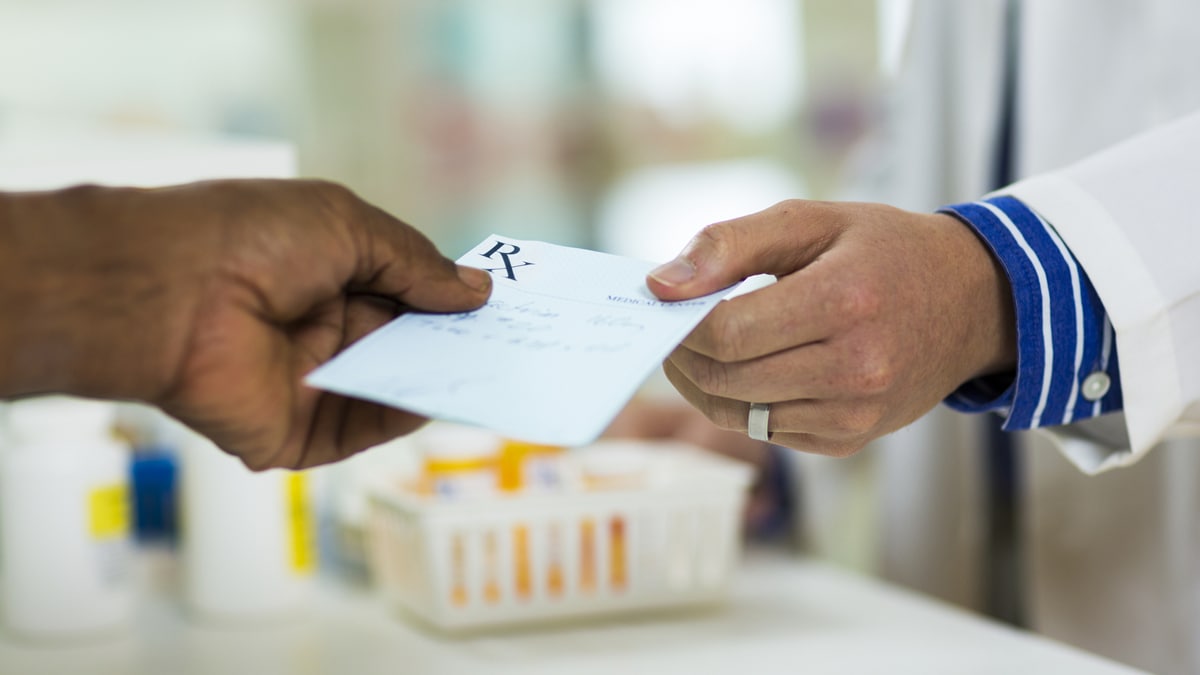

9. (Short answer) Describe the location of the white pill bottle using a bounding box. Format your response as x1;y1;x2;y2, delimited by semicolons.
0;396;133;638
179;428;316;621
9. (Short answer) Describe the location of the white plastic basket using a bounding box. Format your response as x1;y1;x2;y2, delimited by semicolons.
365;441;753;632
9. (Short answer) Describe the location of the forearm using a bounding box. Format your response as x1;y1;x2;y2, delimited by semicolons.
0;186;194;403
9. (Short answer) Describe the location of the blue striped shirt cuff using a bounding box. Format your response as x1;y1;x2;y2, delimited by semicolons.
939;196;1123;429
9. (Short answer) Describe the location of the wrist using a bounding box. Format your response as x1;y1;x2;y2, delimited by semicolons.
0;185;196;402
933;211;1018;381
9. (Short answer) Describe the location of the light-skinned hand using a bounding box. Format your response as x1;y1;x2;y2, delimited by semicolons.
645;199;1016;457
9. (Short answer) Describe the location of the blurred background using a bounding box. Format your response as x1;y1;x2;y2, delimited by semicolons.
0;0;894;258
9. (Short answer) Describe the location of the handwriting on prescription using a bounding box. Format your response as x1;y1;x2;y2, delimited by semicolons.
410;299;656;354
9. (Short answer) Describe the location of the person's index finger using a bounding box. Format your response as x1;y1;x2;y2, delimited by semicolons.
682;270;831;362
353;201;492;313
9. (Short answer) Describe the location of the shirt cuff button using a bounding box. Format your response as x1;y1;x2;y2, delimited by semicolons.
1082;372;1111;401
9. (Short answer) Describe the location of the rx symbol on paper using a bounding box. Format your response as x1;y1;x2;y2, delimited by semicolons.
480;241;534;281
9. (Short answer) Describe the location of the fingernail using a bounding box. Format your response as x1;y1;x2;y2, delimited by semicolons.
649;257;695;287
457;265;492;292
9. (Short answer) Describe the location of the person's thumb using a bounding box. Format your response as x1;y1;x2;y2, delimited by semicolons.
646;201;829;301
354;201;492;313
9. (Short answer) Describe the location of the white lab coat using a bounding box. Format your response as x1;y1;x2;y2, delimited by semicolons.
793;1;1200;672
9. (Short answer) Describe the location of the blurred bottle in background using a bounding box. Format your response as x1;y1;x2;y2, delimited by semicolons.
115;404;180;547
0;396;134;639
179;426;317;622
419;424;503;499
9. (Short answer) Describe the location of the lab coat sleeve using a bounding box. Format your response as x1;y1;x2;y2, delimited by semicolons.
999;110;1200;472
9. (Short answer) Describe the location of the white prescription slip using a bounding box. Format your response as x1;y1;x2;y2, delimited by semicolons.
306;234;737;447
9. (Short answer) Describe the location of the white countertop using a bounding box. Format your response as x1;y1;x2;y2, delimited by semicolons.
0;548;1144;675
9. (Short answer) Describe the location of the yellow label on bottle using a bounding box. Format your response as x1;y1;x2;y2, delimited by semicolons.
546;523;564;598
580;519;597;594
514;525;532;600
498;440;564;492
286;472;316;575
484;531;502;604
610;516;627;592
451;534;469;607
88;484;129;539
425;456;497;475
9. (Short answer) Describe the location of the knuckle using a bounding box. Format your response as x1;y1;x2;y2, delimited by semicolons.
771;198;807;216
705;398;744;429
846;346;897;396
834;282;883;321
706;311;751;361
691;357;733;398
855;361;896;396
307;178;355;201
306;179;361;221
690;216;757;265
700;401;743;432
691;221;737;256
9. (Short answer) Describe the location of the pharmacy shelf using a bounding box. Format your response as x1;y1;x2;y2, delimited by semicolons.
0;547;1144;675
